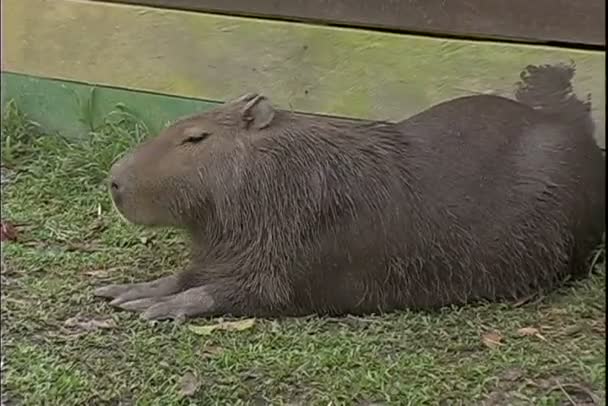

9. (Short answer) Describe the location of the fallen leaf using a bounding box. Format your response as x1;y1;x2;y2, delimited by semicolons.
178;372;200;397
63;316;117;332
499;367;525;382
189;318;256;335
0;222;18;242
516;326;546;341
517;327;539;336
200;345;224;358
481;331;504;349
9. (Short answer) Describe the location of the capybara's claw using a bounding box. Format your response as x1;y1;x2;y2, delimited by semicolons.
94;284;130;299
118;297;166;312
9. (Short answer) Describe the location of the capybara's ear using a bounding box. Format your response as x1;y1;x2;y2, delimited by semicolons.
240;94;276;130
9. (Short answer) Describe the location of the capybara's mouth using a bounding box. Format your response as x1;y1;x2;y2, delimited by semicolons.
107;185;132;225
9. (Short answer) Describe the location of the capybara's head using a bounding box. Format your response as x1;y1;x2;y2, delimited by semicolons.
108;93;276;227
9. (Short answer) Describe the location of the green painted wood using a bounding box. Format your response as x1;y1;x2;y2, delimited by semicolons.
0;73;220;138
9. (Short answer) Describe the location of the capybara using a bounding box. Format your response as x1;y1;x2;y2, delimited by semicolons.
95;63;605;321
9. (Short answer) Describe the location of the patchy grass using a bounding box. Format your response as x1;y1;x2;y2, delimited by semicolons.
1;102;605;406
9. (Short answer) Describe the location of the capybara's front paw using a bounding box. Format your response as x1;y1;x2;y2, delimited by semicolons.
139;286;217;321
94;275;181;306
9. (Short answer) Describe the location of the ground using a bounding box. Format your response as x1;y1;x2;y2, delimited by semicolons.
1;101;605;405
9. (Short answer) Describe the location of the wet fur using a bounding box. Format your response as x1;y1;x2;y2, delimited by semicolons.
104;63;605;318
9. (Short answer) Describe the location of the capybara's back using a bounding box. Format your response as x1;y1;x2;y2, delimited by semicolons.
99;63;605;320
381;63;605;309
289;64;605;313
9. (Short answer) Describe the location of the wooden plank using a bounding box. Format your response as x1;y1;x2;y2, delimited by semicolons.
93;0;606;46
2;0;605;148
0;73;220;138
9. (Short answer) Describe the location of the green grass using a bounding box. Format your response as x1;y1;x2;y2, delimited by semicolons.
1;101;605;406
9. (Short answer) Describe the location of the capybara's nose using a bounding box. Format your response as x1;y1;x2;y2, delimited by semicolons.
109;155;129;198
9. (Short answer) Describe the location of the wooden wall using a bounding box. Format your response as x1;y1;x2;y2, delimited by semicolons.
94;0;606;46
1;0;605;147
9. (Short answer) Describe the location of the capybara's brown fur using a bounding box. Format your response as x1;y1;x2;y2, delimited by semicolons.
96;63;605;320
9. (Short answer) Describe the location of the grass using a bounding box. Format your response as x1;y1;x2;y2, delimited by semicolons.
1;101;605;406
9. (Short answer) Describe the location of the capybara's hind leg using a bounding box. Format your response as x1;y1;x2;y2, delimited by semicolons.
94;274;181;306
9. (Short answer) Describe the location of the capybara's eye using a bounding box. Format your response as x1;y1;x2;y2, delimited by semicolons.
182;132;211;145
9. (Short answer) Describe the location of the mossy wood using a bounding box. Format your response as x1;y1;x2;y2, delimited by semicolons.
2;0;605;147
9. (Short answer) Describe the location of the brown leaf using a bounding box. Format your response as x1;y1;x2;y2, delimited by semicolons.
0;222;18;242
63;316;117;332
481;331;504;349
178;372;200;397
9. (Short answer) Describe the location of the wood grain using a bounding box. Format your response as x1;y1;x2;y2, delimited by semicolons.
3;0;605;147
92;0;606;46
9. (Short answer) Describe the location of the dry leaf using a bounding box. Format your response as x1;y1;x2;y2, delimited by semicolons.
481;331;504;349
499;367;524;382
517;327;539;336
189;318;256;335
517;326;546;341
178;372;200;397
201;345;224;358
64;242;100;252
0;222;18;242
83;267;121;278
64;316;117;332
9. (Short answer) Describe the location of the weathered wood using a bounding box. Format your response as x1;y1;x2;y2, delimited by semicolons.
2;0;605;147
92;0;606;46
